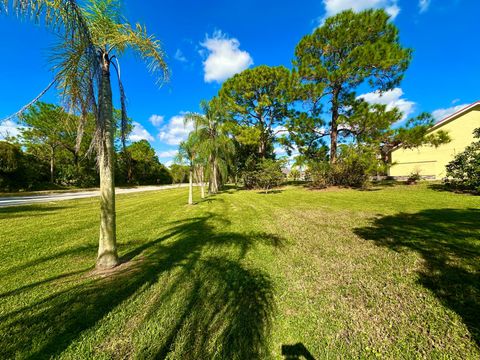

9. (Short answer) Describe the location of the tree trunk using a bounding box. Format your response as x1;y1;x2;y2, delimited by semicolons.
96;60;119;269
330;88;340;164
208;154;218;195
188;167;193;205
200;166;205;199
50;146;55;184
212;157;219;194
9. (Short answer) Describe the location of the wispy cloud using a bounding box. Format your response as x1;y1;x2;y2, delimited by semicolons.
174;49;187;62
432;103;469;122
419;0;430;13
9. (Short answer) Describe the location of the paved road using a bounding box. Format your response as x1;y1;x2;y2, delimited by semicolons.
0;184;189;208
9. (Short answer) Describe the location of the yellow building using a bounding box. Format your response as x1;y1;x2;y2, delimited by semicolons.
389;101;480;180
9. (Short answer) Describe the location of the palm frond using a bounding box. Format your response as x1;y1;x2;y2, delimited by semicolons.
115;22;169;85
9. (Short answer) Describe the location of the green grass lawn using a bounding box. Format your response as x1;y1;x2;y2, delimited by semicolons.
0;183;479;359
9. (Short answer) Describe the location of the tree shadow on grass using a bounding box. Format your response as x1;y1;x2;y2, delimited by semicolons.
0;205;71;219
281;343;316;359
427;183;478;196
354;208;480;347
0;213;283;359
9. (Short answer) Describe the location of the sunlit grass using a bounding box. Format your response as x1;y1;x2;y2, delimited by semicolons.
0;183;478;359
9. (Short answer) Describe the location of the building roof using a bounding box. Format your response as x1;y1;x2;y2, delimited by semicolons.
430;101;480;131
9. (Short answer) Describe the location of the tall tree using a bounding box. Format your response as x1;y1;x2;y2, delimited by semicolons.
294;9;412;163
219;65;293;159
10;0;168;268
72;0;168;268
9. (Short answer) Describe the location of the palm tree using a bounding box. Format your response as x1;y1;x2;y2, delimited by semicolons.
185;97;234;195
64;0;168;269
176;133;200;205
3;0;168;269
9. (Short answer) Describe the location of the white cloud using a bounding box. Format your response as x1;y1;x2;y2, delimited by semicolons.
321;0;400;22
358;87;415;121
128;121;154;142
200;30;253;83
156;149;178;159
419;0;430;13
149;114;164;127
451;98;460;105
432;104;469;122
174;49;187;62
0;120;21;140
158;114;194;145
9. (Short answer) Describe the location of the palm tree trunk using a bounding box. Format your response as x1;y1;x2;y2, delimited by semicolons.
212;157;219;193
200;166;205;199
96;62;119;269
188;166;193;205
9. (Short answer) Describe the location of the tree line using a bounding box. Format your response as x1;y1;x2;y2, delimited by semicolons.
0;102;172;191
173;8;450;201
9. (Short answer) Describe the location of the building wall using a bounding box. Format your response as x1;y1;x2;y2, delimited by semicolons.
389;106;480;179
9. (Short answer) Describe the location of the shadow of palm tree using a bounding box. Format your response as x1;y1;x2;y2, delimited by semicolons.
354;208;480;347
0;213;283;359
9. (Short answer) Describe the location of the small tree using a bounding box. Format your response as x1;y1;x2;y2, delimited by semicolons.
177;134;200;205
251;159;285;193
445;128;480;193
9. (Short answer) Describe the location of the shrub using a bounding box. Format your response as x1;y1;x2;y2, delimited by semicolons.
406;170;421;185
242;158;285;192
0;141;50;191
310;145;379;189
444;128;480;193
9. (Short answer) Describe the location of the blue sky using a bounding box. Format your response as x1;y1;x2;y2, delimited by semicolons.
0;0;478;165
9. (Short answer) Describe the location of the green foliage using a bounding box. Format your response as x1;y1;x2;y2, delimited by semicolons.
169;164;190;183
0;141;20;173
294;9;412;162
407;170;422;185
288;168;301;181
310;145;379;188
118;140;172;185
0;141;49;191
344;102;450;166
184;97;235;192
220;65;293;158
243;158;285;192
445;128;480;193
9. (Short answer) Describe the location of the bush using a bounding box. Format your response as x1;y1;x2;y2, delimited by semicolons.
0;141;50;191
242;158;285;192
444;128;480;193
310;146;378;189
406;170;421;185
